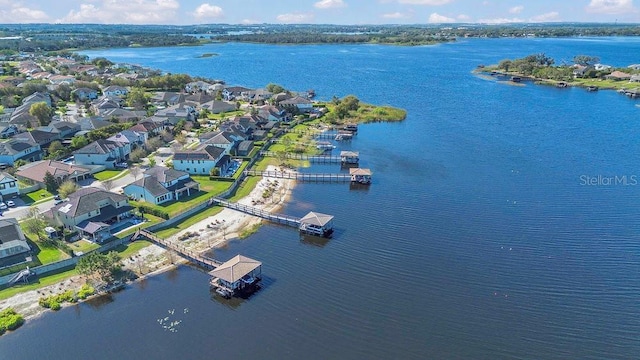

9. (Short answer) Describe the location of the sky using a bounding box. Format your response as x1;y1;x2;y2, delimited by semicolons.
0;0;638;25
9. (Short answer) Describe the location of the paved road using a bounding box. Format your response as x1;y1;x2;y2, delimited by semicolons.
2;199;55;220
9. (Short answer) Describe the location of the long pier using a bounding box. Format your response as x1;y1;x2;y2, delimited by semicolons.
133;229;222;270
244;169;351;183
210;198;301;227
260;151;343;164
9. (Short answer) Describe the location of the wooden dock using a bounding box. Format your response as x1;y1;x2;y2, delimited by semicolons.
133;229;222;270
260;151;343;164
244;169;351;183
210;198;301;227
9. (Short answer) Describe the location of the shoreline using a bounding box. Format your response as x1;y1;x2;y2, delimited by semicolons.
0;165;295;322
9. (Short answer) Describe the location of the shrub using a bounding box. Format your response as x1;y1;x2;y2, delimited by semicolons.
77;284;95;300
136;203;169;219
0;308;25;335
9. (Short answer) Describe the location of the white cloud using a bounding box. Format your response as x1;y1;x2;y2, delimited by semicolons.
241;19;261;24
398;0;452;5
0;2;50;23
314;0;346;9
382;12;407;19
58;0;180;24
509;5;524;14
276;13;315;23
529;11;560;22
586;0;635;14
457;14;470;21
428;12;455;23
193;4;224;20
477;17;524;24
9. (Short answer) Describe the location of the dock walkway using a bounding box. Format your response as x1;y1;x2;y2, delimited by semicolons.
210;198;301;228
260;151;343;164
244;169;351;183
133;229;222;270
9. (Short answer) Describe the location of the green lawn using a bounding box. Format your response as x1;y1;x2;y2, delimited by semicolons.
68;240;100;254
20;188;53;205
93;169;124;181
112;240;153;258
36;241;68;264
0;268;79;301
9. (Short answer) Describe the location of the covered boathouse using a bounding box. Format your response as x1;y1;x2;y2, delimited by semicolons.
209;255;262;298
299;211;334;238
340;151;359;165
349;168;372;184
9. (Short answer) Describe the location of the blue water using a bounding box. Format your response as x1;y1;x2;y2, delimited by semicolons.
1;38;640;360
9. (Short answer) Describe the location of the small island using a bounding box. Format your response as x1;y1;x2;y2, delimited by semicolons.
197;53;219;58
478;53;640;96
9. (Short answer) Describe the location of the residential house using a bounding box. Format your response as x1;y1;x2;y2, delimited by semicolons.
245;89;273;104
173;144;230;175
0;124;20;139
605;71;632;81
74;139;131;169
199;100;237;114
151;91;185;106
51;187;133;242
123;166;200;205
0;172;19;200
72;87;99;102
102;85;129;97
48;75;75;85
42;121;81;139
0;218;31;263
185;81;213;94
77;117;114;132
237;140;254;156
186;92;214;105
107;130;147;149
9;92;52;127
594;64;612;71
279;96;314;113
630;74;640;83
153;103;197;125
100;108;145;123
91;96;123;114
258;105;288;122
199;131;242;154
12;130;59;149
0;138;42;166
129;120;163;137
222;86;253;101
16;160;92;188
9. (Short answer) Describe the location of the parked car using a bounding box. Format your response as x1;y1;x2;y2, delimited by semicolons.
115;162;128;168
54;198;63;205
6;200;15;207
0;202;7;210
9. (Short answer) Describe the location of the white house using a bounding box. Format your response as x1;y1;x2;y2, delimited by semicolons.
73;139;131;169
123;167;200;205
0;172;19;201
102;85;129;97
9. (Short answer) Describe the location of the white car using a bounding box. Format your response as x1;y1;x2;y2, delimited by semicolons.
6;200;15;207
0;202;7;210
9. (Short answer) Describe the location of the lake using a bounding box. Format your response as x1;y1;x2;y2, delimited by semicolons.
1;37;639;359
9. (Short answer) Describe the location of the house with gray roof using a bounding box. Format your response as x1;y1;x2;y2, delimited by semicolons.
0;138;42;166
102;85;129;97
173;144;230;175
73;139;131;169
124;166;200;205
71;87;99;102
0;218;31;264
51;187;133;242
199;100;237;114
0;172;19;201
0;124;20;139
199;131;242;154
279;96;313;113
107;130;147;149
